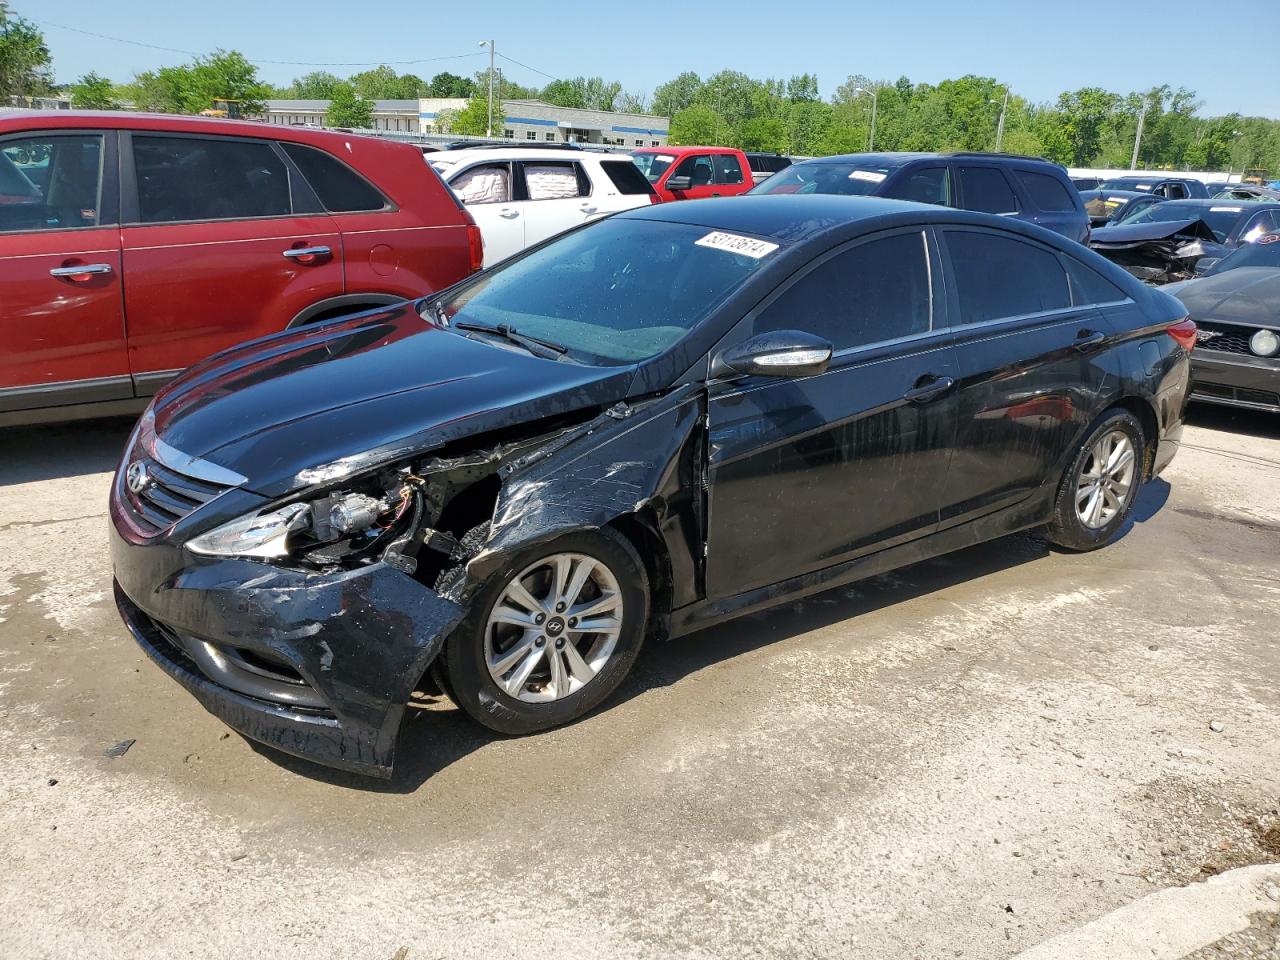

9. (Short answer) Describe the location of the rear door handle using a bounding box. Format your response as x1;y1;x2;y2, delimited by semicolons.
498;208;519;219
579;203;598;214
282;246;331;261
1073;329;1106;352
50;263;112;279
903;375;955;403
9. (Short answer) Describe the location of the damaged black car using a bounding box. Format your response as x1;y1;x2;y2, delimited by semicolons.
110;196;1194;778
1089;199;1280;283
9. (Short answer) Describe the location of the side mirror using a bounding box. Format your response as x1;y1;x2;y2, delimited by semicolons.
665;175;692;191
711;330;833;380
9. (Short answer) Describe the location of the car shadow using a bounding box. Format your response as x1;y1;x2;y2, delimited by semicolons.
1186;403;1280;440
0;417;136;487
258;476;1176;793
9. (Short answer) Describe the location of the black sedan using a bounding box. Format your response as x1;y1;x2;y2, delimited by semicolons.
1089;199;1280;283
1167;234;1280;412
109;196;1194;778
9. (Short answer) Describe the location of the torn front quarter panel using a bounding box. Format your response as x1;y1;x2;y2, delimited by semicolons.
456;384;707;626
1089;218;1222;284
110;520;464;777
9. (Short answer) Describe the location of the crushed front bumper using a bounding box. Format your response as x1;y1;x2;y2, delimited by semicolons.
110;518;464;778
1191;351;1280;413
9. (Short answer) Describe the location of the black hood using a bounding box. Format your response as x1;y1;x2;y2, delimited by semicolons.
1171;268;1280;328
151;304;637;498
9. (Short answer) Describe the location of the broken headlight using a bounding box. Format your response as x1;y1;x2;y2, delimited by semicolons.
186;490;399;560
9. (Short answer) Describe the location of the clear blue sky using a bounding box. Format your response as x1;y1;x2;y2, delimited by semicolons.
19;0;1278;119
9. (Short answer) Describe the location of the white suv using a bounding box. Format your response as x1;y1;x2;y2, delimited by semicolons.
429;146;658;267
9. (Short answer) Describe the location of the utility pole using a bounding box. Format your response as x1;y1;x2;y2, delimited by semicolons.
855;86;878;152
995;87;1009;152
479;40;495;137
1131;98;1150;170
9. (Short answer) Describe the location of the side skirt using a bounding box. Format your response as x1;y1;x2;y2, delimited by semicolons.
668;487;1055;639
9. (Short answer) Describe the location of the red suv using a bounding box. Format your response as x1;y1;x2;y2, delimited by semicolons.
0;112;482;427
631;146;754;202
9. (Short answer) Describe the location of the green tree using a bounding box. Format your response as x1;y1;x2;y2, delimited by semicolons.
350;65;426;100
69;71;119;109
669;104;722;145
428;71;474;98
0;3;52;99
652;71;702;116
188;50;270;115
449;95;505;136
324;83;374;128
291;70;344;99
737;116;787;153
540;76;621;112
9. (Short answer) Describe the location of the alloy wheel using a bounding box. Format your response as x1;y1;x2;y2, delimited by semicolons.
484;553;624;703
1075;429;1137;529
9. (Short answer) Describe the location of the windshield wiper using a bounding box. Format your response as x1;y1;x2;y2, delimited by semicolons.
452;321;569;360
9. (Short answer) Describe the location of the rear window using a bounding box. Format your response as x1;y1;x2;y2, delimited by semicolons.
600;160;656;195
957;167;1020;214
1017;170;1077;212
281;142;388;212
1065;258;1127;305
750;161;897;197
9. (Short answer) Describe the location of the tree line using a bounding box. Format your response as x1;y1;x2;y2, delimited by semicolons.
3;2;1277;173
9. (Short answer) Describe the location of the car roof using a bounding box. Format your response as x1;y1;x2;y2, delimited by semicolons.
430;147;619;164
1161;198;1280;208
0;109;407;152
617;194;1076;245
631;145;735;154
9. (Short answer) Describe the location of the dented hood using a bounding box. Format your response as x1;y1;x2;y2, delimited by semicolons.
1088;218;1218;248
151;303;636;498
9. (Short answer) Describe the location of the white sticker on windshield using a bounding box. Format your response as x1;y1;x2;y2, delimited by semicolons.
1210;206;1243;212
848;170;887;183
656;154;674;162
695;231;779;259
1135;184;1151;190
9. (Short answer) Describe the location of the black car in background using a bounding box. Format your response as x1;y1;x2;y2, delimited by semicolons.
1072;176;1102;191
744;152;793;185
1097;175;1210;199
1080;188;1165;228
109;196;1193;778
1167;233;1280;412
1089;199;1280;283
748;152;1091;243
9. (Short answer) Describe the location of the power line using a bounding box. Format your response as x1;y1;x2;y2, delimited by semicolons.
496;52;559;83
27;16;486;69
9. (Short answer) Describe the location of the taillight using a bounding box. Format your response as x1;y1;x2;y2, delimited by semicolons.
465;222;484;274
1167;317;1197;352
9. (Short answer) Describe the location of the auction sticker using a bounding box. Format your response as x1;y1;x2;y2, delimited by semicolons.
696;231;779;258
849;169;887;183
1210;206;1243;212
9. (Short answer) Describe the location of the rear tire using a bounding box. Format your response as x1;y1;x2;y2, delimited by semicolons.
437;527;648;736
1042;409;1146;552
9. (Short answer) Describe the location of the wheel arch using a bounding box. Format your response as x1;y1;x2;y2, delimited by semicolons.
286;293;408;329
1107;395;1160;478
608;509;675;642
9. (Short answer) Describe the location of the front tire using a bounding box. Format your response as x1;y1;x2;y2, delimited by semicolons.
438;527;648;735
1042;409;1146;552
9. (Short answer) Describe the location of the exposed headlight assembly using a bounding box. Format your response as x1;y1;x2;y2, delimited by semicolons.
187;503;312;558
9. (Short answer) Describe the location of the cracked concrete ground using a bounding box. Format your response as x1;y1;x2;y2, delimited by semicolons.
1;405;1278;960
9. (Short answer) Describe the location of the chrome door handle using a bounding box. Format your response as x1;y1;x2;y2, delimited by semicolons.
50;263;112;278
1073;330;1106;352
498;209;519;219
282;246;331;260
903;375;955;403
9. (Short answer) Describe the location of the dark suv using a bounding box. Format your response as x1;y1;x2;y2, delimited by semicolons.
750;152;1090;243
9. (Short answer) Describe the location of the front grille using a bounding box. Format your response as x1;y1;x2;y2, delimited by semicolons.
1195;321;1272;357
124;456;233;535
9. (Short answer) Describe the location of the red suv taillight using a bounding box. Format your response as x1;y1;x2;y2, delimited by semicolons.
1167;317;1197;352
466;223;484;274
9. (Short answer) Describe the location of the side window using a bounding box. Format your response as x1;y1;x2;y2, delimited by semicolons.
674;154;715;187
1241;210;1280;244
945;230;1070;324
521;161;585;200
279;143;387;212
754;232;932;350
1166;182;1188;200
1064;257;1127;306
893;166;950;205
133;135;291;224
714;153;745;185
1016;170;1076;212
449;163;511;205
0;134;104;232
957;166;1019;214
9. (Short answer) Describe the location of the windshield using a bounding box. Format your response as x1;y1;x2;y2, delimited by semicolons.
749;161;897;196
1099;178;1157;191
631;152;677;182
1120;202;1246;242
1207;234;1280;274
430;219;777;364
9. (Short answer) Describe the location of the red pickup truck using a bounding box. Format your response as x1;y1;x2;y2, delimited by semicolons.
630;146;755;203
0;112;482;427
